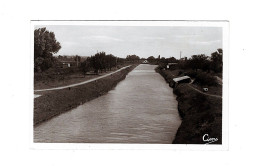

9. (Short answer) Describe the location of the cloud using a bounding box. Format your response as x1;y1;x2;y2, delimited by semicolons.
62;41;78;46
142;37;165;40
174;34;200;38
40;25;222;58
82;35;124;42
190;40;222;45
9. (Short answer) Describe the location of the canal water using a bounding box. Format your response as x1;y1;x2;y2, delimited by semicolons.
34;64;181;143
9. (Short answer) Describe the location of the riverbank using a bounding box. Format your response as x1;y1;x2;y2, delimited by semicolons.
34;64;138;126
156;68;222;144
34;64;129;90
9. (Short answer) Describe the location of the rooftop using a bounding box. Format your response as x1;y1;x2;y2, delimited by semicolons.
173;76;191;82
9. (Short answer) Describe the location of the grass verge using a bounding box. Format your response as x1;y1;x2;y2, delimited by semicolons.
34;64;129;90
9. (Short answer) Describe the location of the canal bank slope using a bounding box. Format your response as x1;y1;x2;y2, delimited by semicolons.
156;68;222;144
34;65;137;126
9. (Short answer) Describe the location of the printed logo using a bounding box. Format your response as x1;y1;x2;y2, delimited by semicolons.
202;134;218;144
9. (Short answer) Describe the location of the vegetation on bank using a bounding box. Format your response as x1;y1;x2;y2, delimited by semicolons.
34;27;140;74
155;49;223;144
34;64;129;90
156;67;222;144
173;84;222;144
34;27;141;90
155;47;223;95
34;65;137;126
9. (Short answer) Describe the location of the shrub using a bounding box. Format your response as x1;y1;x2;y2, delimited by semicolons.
178;71;183;76
185;70;198;78
194;72;218;86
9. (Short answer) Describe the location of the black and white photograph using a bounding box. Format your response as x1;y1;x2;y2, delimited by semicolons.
2;0;260;166
33;21;227;144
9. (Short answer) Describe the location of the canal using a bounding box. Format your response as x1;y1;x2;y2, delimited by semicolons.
34;64;181;143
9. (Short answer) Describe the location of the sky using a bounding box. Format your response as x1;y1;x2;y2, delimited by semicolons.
35;25;222;59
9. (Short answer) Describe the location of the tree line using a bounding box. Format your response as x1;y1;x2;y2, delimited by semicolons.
34;27;127;74
177;49;223;73
34;27;223;75
126;54;140;63
145;50;222;74
80;52;119;76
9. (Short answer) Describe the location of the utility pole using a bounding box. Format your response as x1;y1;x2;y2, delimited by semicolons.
76;56;78;67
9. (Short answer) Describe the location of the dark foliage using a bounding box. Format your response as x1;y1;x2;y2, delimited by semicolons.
194;72;218;86
81;52;118;74
175;49;223;73
126;54;140;63
34;27;61;72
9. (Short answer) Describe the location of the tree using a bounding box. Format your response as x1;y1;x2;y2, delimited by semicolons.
116;57;125;65
210;49;223;73
80;58;92;77
160;57;166;63
105;54;117;71
126;55;140;63
89;52;106;73
74;55;81;67
189;54;209;71
34;27;61;72
167;57;177;63
147;56;155;63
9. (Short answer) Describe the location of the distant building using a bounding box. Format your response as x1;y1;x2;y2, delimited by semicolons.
56;55;79;68
170;76;192;87
166;63;178;70
57;61;77;68
142;60;149;64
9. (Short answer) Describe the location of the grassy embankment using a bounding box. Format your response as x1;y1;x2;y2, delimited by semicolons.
34;65;138;126
34;64;129;90
156;68;222;144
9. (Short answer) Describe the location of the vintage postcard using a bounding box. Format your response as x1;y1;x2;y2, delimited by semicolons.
31;21;229;150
